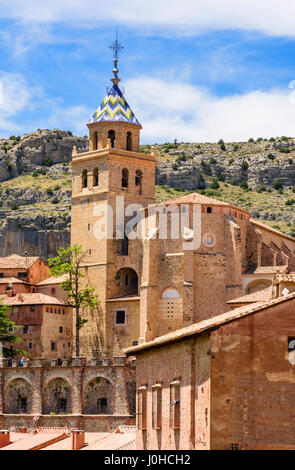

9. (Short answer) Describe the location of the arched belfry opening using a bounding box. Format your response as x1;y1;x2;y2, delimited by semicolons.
135;170;142;194
122;168;129;188
82;170;88;189
93;168;99;187
108;130;116;148
126;132;132;151
115;268;138;296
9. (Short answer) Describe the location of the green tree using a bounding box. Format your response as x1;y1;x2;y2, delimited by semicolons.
48;245;100;357
0;300;23;357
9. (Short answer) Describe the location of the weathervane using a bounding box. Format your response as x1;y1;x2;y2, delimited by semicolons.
109;29;124;86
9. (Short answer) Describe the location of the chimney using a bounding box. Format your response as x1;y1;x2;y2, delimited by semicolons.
71;430;85;450
0;430;10;448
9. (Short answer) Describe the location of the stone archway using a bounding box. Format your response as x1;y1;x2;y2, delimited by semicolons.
83;377;114;415
115;268;138;296
4;378;32;414
246;279;272;294
43;378;72;415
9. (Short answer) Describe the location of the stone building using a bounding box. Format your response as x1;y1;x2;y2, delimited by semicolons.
0;357;135;432
70;57;295;358
1;292;72;359
125;292;295;450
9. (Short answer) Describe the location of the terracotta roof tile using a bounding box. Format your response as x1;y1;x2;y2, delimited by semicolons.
227;286;273;304
0;292;67;306
0;277;26;284
125;292;295;355
0;254;40;269
244;265;288;275
37;274;68;286
159;192;250;214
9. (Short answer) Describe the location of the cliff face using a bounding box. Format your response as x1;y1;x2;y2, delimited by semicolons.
1;132;295;261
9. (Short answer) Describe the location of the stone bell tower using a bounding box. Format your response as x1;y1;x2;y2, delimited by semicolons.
71;38;157;358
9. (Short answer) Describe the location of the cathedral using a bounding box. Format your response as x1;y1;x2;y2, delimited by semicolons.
71;50;295;361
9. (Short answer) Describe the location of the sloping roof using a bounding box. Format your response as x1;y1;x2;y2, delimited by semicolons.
37;274;68;286
0;254;39;269
274;273;295;284
0;277;26;284
227;286;273;304
88;85;141;126
244;265;288;275
159;192;250;214
250;219;295;243
125;292;295;355
0;293;67;306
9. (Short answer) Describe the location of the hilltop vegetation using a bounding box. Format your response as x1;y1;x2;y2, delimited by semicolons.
1;130;295;259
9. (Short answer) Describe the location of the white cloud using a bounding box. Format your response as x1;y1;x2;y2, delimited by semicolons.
125;76;295;142
0;0;295;38
0;72;35;133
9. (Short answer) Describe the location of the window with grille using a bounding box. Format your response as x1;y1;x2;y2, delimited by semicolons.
170;380;181;429
152;384;162;429
138;386;147;430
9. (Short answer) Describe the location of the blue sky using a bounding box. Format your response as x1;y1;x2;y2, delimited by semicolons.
1;0;295;143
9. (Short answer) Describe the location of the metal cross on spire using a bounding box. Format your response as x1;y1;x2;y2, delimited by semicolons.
109;29;124;86
109;29;124;61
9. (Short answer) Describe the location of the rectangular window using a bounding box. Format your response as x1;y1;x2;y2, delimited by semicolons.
59;327;63;333
152;384;162;429
51;342;57;351
23;326;28;334
115;310;126;325
28;342;32;350
288;337;295;351
0;273;4;278
31;306;35;312
138;386;147;430
18;272;27;279
170;380;181;429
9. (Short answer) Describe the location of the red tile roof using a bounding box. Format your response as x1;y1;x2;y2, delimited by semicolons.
0;254;40;269
37;274;68;286
0;277;26;284
160;192;250;214
0;292;67;306
125;292;295;355
227;286;273;304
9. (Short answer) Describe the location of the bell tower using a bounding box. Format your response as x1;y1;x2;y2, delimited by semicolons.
71;37;157;358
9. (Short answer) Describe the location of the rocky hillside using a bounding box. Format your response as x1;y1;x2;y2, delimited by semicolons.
2;130;295;260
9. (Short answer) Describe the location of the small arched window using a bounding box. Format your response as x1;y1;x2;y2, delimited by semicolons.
93;131;98;150
93;168;99;187
122;168;129;188
162;288;180;299
82;170;88;189
126;132;132;151
108;130;115;148
135;170;142;194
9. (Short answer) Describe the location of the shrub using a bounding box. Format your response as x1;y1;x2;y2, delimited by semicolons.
269;137;275;142
256;137;263;142
258;185;267;192
233;144;239;152
11;203;19;210
267;153;275;160
273;179;283;190
288;159;293;165
279;147;291;153
53;184;61;191
228;158;234;165
210;157;217;165
42;158;53;167
218;139;224;145
241;161;249;171
220;143;226;151
210;180;220;189
248;138;254;142
240;181;248;190
51;197;59;204
46;188;53;196
285;199;295;206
